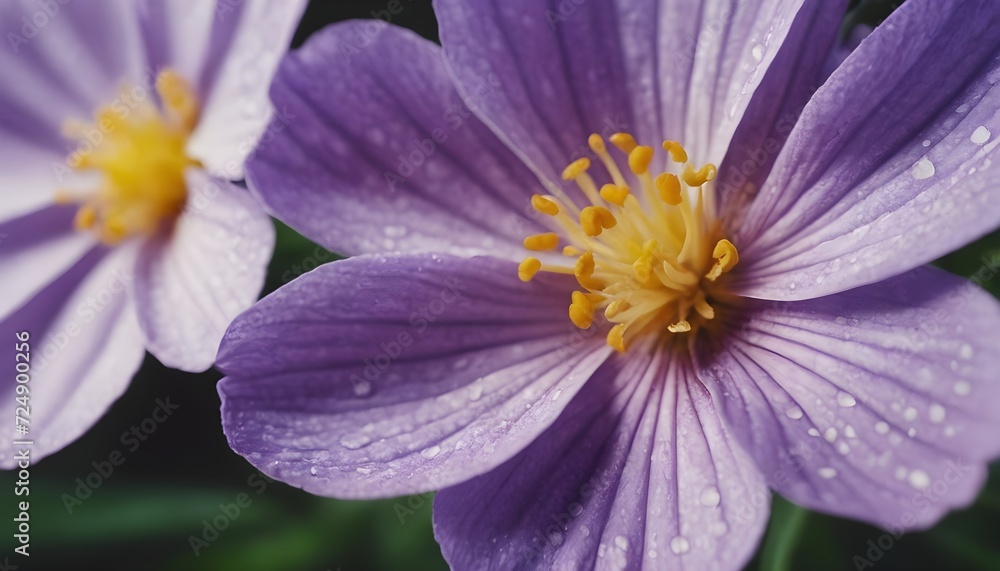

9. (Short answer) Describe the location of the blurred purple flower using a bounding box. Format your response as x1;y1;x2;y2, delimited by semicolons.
219;0;1000;569
0;0;306;467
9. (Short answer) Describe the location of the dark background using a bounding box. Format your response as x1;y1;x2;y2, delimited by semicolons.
4;1;1000;570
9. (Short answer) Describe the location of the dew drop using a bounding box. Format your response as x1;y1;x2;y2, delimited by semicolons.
836;391;857;408
911;158;936;180
309;466;318;475
908;469;931;490
356;466;373;475
824;427;838;442
614;535;629;550
752;44;764;61
467;385;484;402
420;445;441;459
551;388;563;402
807;428;820;437
710;522;728;537
818;467;838;479
648;549;658;559
353;380;372;397
921;139;931;147
785;406;803;420
971;126;991;145
875;421;890;435
929;404;946;423
549;532;564;547
844;424;857;439
904;407;918;421
837;442;851;455
953;381;972;396
339;433;371;450
960;343;974;359
669;536;690;554
699;486;721;508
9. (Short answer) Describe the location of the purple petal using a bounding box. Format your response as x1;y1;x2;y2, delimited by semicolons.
218;253;611;498
435;0;841;184
185;0;308;179
698;266;1000;529
133;171;273;373
0;245;145;468
245;22;548;260
732;0;1000;300
0;205;95;319
435;347;769;570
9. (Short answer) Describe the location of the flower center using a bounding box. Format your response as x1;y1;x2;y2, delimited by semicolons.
56;70;201;244
518;133;739;352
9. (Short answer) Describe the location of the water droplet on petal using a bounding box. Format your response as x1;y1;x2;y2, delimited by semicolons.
699;486;721;508
911;158;936;180
340;433;371;450
614;536;629;550
824;427;838;442
971;126;991;145
836;391;857;407
908;469;931;490
959;343;974;359
818;467;838;479
875;421;890;435
669;536;690;554
785;406;803;420
420;445;441;459
953;381;971;396
904;407;918;421
929;404;946;423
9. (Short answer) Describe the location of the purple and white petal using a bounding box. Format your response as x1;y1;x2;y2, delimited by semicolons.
435;0;839;185
0;245;145;468
246;22;547;260
732;0;1000;300
217;253;611;498
0;206;96;319
185;0;308;179
697;266;1000;529
133;170;273;373
435;345;769;571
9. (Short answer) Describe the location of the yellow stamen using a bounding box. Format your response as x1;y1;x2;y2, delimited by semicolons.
568;291;595;329
518;257;542;282
563;245;582;256
655;173;682;205
523;232;560;251
667;320;692;333
605;299;631;319
562;157;591;180
580;206;617;237
628;146;655;175
607;324;627;352
662;141;688;163
609;132;638;153
588;133;606;154
706;239;739;281
59;69;200;244
682;163;717;187
574;251;605;290
599;184;630;206
531;194;560;216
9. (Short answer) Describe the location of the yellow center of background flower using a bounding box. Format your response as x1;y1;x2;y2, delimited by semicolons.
57;69;201;244
519;133;739;352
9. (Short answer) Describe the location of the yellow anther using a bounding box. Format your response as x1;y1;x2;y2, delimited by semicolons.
574;251;605;290
609;132;638;153
607;324;627;352
73;205;96;230
654;173;682;205
588;133;606;154
561;157;592;180
667;320;692;333
563;246;582;256
694;297;716;320
628;146;655;175
682;163;717;187
599;184;630;206
662;141;688;163
605;299;631;319
518;257;542;282
523;232;560;251
580;206;617;237
706;239;739;281
568;291;595;329
531;194;559;216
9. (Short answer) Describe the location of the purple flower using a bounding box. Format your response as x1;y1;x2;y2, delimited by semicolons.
0;0;306;467
219;0;1000;569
